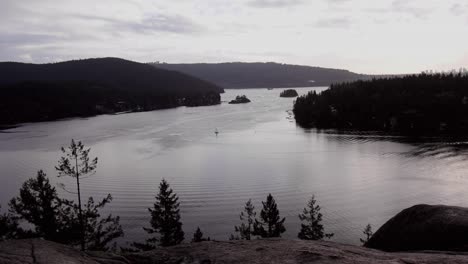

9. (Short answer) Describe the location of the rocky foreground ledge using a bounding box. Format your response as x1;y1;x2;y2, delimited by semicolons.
3;238;468;264
4;204;468;264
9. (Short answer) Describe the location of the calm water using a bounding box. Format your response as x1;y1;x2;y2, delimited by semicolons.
2;87;468;246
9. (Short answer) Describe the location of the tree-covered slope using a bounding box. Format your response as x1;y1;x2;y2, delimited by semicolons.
0;58;223;95
0;58;223;126
152;62;370;88
293;73;468;135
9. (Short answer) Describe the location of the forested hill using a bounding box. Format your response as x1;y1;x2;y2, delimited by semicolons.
293;73;468;135
0;58;223;95
152;62;370;88
0;58;223;126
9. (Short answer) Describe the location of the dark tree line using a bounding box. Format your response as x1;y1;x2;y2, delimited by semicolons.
229;194;334;241
293;73;468;135
0;81;221;126
0;58;223;126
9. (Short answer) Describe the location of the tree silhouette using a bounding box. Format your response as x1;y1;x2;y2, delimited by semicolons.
279;89;299;98
0;205;22;240
230;199;256;240
253;194;286;238
65;194;123;251
133;179;184;250
0;58;223;126
298;195;333;240
192;227;209;242
8;169;122;250
293;73;468;135
9;170;75;243
360;224;373;245
56;139;98;251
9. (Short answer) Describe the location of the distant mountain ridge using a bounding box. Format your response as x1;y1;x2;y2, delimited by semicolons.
0;58;223;95
0;58;223;126
152;62;371;88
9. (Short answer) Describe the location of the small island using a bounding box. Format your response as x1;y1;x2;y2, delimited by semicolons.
229;95;251;104
280;89;299;97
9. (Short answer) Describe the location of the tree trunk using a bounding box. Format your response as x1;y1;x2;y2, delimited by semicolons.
75;157;85;251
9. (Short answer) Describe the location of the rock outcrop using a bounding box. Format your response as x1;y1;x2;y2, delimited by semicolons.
280;89;299;97
366;204;468;252
0;239;128;264
3;238;468;264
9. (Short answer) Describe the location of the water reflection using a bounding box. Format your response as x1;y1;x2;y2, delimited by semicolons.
316;130;468;160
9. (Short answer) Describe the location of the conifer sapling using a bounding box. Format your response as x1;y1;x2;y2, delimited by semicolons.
297;195;334;240
230;199;256;240
253;194;286;238
360;223;373;245
133;179;184;250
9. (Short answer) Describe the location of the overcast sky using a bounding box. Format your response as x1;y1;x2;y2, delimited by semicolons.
1;0;467;74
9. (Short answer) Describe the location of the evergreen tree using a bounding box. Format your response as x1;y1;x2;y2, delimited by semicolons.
0;205;22;240
56;139;98;251
360;224;373;245
9;170;75;243
133;179;184;250
253;194;286;238
66;194;124;251
192;227;209;242
297;195;334;240
230;199;256;240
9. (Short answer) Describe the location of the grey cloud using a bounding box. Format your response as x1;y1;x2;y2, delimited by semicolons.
0;43;67;63
327;0;350;3
71;13;202;34
315;18;352;28
365;0;432;19
0;31;99;54
132;15;202;34
0;3;202;63
248;0;303;8
0;33;62;46
391;0;431;18
450;3;468;16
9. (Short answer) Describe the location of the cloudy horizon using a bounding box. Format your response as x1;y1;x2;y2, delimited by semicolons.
1;0;468;74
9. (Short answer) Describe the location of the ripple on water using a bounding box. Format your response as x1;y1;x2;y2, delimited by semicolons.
3;88;468;245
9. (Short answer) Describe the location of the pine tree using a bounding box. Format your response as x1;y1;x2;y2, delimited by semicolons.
298;195;334;240
8;170;74;243
133;179;184;250
192;227;204;242
55;140;122;251
192;227;209;242
0;205;22;240
56;139;98;251
66;194;124;251
360;224;373;245
230;199;256;240
253;194;286;238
